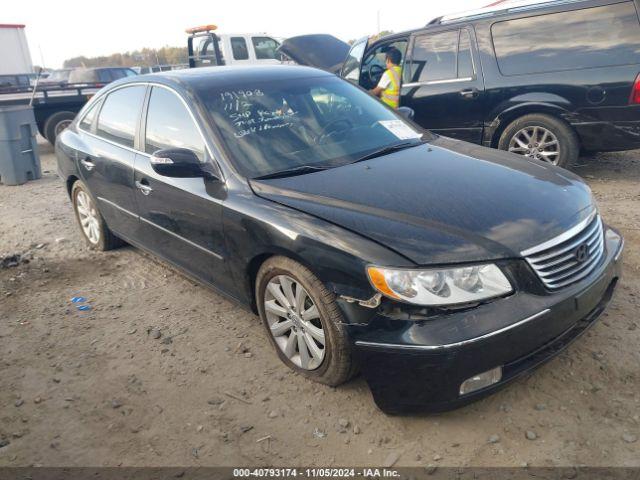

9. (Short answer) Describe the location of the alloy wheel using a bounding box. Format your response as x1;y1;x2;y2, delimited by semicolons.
75;190;101;245
508;126;560;165
264;275;326;370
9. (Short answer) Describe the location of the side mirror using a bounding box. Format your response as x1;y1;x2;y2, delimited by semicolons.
150;148;215;179
396;106;415;120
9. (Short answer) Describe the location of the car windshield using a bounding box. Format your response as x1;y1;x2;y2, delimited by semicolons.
201;75;431;178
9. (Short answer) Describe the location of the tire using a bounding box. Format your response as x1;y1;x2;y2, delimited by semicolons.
44;111;76;145
498;113;579;169
71;180;124;251
255;256;356;386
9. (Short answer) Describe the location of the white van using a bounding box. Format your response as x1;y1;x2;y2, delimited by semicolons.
187;25;283;67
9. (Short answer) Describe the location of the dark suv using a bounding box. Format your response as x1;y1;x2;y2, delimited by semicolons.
280;0;640;168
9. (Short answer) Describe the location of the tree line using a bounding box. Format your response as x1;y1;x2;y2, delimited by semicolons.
63;46;188;68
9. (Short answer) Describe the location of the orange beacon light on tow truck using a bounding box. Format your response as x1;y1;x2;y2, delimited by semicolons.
185;24;217;34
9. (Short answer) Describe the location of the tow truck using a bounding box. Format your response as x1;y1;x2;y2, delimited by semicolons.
187;24;284;67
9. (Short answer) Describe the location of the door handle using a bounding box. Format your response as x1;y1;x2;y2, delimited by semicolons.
135;180;153;196
459;88;479;99
80;158;95;171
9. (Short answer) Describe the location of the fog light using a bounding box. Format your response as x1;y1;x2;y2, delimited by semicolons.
459;366;502;396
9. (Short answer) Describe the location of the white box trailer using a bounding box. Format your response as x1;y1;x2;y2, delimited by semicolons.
0;24;33;75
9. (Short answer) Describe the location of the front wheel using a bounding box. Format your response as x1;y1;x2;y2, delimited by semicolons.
498;113;579;169
255;256;356;386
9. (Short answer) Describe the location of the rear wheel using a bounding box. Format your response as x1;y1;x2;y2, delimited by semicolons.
498;113;579;169
71;180;123;251
256;256;356;386
44;111;75;145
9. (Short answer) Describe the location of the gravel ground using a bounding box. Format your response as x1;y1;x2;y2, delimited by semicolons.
0;140;639;467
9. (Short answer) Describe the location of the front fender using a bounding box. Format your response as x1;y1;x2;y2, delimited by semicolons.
221;192;412;312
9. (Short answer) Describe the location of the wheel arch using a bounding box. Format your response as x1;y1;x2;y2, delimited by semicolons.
488;102;575;148
66;175;80;198
245;248;324;314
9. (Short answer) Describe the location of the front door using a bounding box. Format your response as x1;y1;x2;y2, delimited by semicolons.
133;85;230;290
76;85;147;235
401;28;485;143
357;38;409;92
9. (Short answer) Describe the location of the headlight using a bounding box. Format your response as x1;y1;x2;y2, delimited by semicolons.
367;264;512;306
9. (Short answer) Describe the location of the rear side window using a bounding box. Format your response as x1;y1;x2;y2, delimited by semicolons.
144;87;205;161
252;37;279;60
78;100;101;132
231;37;249;60
98;70;114;83
409;29;475;83
492;2;640;76
96;86;146;148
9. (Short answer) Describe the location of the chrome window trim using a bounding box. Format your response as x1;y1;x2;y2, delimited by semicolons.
355;309;551;351
403;77;474;88
404;26;477;88
521;208;597;256
85;81;220;174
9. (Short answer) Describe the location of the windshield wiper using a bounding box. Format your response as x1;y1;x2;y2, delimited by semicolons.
253;164;333;180
349;141;422;165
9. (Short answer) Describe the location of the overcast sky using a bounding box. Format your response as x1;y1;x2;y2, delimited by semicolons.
5;0;490;68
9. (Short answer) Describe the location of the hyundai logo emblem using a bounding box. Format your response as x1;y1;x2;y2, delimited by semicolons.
575;243;589;263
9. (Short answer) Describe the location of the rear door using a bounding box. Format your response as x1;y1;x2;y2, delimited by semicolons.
133;85;230;289
76;85;146;236
401;27;485;143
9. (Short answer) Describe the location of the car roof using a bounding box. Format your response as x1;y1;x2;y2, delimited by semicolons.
429;0;595;25
369;0;605;40
115;65;333;91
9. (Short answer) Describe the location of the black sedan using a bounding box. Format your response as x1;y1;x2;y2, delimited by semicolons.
55;66;623;414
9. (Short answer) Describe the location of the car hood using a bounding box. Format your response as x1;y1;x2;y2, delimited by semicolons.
250;137;595;265
277;34;351;74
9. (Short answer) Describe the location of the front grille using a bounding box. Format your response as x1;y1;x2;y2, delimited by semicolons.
522;212;604;290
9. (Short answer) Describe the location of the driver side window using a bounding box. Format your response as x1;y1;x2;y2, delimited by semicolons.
361;39;408;89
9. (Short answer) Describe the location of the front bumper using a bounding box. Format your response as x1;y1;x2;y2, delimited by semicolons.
349;228;623;414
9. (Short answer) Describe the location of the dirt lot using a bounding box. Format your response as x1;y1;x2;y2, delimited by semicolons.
0;139;639;467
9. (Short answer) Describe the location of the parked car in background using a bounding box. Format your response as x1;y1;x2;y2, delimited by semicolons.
187;24;284;67
67;67;137;87
56;66;623;413
132;64;188;74
39;68;73;87
0;73;37;92
281;0;640;168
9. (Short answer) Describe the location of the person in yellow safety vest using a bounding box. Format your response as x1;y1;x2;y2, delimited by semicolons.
370;47;402;109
